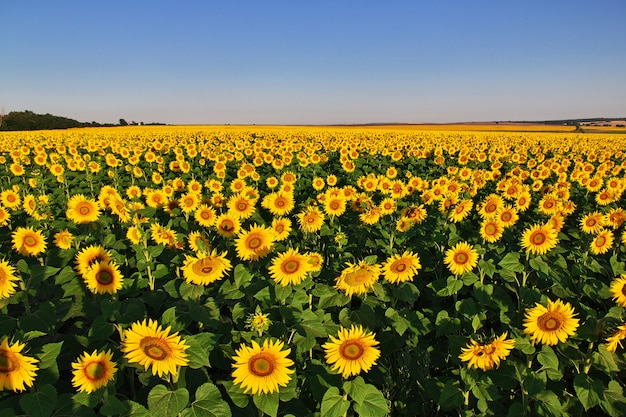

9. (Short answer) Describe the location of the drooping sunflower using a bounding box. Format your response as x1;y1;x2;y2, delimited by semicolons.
480;219;504;243
297;206;325;233
444;242;479;276
75;245;112;277
520;223;559;255
66;194;101;224
121;319;189;378
11;227;47;257
605;324;626;353
182;250;232;286
0;338;38;392
271;217;292;241
609;274;626;307
71;349;117;393
214;213;241;238
523;298;579;346
322;325;380;378
334;261;380;297
590;229;614;255
234;225;274;261
381;251;421;284
83;261;123;294
232;339;294;395
458;332;516;371
53;229;74;250
268;248;312;286
0;260;20;299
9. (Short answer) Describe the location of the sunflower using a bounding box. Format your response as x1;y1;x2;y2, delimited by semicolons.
11;227;47;257
448;199;473;223
0;190;21;210
66;194;101;224
0;338;38;392
121;319;189;378
306;251;324;272
271;217;292;241
444;242;478;276
478;194;503;219
126;226;143;245
580;211;606;234
520;223;559;255
322;325;380;378
324;196;348;217
232;339;294;395
479;219;504;243
378;198;397;216
235;224;275;261
381;251;421;284
458;332;515;371
297;206;325;233
590;229;614;255
179;193;200;214
0;260;20;299
215;213;241;238
245;310;272;336
334;261;380;297
523;298;579;346
71;349;117;393
83;261;123;294
268;248;312;286
0;206;10;226
53;229;74;250
497;205;519;228
605;324;626;353
227;194;257;219
262;192;295;216
194;204;217;227
359;207;383;225
75;245;112;277
182;250;232;286
187;230;210;253
609;274;626;307
150;223;178;247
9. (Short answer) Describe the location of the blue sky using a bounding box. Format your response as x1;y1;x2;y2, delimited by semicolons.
2;1;625;125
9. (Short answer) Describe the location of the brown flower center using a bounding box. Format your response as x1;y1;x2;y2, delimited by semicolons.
340;340;364;360
140;337;171;360
595;235;606;247
454;252;469;265
344;269;369;286
281;259;300;275
531;231;547;245
485;223;497;235
96;269;114;285
248;353;275;377
500;212;512;222
0;349;18;372
246;235;263;250
24;235;38;247
538;312;562;331
84;361;106;381
392;260;407;273
78;203;92;216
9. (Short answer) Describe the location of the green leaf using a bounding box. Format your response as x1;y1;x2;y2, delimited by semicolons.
121;400;150;417
529;257;550;275
537;345;561;379
180;383;232;417
179;281;205;301
185;333;216;369
320;387;350;417
523;371;546;396
438;380;464;409
37;341;64;369
19;384;57;417
252;392;279;417
352;385;389;417
233;264;253;288
147;385;189;417
600;380;626;417
498;252;525;273
343;376;366;404
298;309;327;338
478;258;496;278
533;390;564;416
384;308;410;336
592;344;619;373
221;380;249;409
100;395;127;416
573;373;603;411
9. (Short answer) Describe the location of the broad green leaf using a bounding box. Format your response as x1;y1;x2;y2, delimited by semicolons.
533;390;564;416
523;371;546;396
180;383;232;417
100;395;127;416
573;373;603;411
600;380;626;417
121;400;150;417
537;345;559;371
478;258;496;278
147;385;189;417
233;264;253;288
222;380;249;409
37;341;64;369
180;281;205;301
184;333;214;369
343;376;366;404
19;384;57;417
352;385;389;417
498;252;525;273
252;392;279;417
384;308;410;336
592;344;619;373
298;309;327;338
320;387;350;417
438;380;464;409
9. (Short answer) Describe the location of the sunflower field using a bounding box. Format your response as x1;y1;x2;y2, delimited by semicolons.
0;125;626;417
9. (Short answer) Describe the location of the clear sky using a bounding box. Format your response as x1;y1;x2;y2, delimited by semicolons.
2;1;625;125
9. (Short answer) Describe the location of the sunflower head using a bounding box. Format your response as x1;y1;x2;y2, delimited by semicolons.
322;325;381;378
232;339;294;395
523;298;579;346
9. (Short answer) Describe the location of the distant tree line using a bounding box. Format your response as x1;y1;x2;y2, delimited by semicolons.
0;110;165;131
